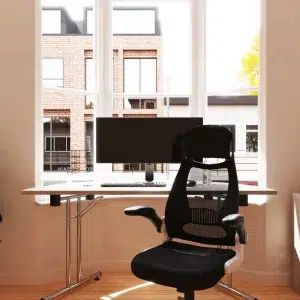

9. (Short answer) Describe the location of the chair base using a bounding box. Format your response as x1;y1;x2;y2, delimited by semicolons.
178;291;194;300
217;282;258;300
177;283;257;300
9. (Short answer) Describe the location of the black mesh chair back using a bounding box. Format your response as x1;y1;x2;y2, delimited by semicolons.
165;125;239;246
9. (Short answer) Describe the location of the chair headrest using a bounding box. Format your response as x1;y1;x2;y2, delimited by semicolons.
182;125;233;159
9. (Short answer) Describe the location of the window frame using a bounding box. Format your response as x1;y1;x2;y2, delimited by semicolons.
37;0;261;189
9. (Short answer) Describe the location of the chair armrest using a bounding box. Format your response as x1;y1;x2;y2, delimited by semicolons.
222;214;247;244
124;206;163;233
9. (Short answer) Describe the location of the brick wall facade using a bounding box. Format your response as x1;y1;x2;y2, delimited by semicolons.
42;35;163;171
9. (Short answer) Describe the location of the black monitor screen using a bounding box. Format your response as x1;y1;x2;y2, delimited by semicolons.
96;117;203;163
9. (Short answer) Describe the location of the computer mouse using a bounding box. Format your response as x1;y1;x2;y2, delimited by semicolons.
186;180;196;187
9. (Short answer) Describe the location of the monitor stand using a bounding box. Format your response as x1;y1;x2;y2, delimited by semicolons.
145;163;154;182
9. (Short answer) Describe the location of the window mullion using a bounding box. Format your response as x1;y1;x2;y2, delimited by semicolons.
190;0;206;120
94;0;113;175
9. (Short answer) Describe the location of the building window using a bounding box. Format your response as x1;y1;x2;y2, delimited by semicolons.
43;117;70;171
42;10;61;34
45;136;70;152
124;58;157;109
42;59;64;88
246;125;258;153
127;99;157;109
85;58;94;108
123;163;159;172
86;9;93;34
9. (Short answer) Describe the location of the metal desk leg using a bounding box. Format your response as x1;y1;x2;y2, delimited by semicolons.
40;195;102;300
77;196;82;282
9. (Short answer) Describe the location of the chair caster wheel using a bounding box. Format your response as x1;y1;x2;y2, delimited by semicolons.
95;277;100;281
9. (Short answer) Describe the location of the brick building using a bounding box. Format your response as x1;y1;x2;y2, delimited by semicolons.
42;6;163;172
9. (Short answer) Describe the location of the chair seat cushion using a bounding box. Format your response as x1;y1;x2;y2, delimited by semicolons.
131;241;236;291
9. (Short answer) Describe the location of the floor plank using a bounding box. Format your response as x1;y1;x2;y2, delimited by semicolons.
0;273;299;300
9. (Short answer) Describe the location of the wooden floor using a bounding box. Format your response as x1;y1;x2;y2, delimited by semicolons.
0;273;299;300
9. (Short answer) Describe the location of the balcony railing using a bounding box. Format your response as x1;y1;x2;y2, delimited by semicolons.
44;150;93;172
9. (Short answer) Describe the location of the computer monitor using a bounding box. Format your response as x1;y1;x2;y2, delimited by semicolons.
96;117;203;181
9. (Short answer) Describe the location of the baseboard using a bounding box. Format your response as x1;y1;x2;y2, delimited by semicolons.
0;262;291;286
0;260;131;285
235;267;291;286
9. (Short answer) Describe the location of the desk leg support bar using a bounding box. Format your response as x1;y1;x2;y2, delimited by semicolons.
41;195;102;300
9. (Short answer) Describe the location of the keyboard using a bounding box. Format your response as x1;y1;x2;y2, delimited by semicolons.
101;182;166;187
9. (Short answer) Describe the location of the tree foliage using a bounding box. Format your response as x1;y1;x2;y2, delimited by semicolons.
241;34;259;94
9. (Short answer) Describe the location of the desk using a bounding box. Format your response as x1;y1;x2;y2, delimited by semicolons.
21;182;277;300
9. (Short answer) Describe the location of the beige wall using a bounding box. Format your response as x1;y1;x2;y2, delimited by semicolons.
261;0;300;285
1;0;300;286
0;0;38;283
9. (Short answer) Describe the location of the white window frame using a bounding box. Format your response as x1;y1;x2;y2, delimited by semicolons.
36;0;261;189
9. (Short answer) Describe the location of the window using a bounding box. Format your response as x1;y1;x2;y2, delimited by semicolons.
45;136;70;152
123;58;157;109
38;0;261;187
121;164;160;172
43;117;70;172
246;125;258;153
124;58;156;93
42;59;64;88
85;58;94;108
87;9;93;34
42;10;61;34
127;99;157;109
113;9;156;35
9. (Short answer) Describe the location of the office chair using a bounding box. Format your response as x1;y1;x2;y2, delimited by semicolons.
124;125;255;300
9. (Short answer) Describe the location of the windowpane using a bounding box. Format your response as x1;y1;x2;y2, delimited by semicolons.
113;10;156;34
141;59;156;93
42;59;63;80
55;137;67;151
85;58;95;108
206;0;260;93
246;132;258;153
45;137;54;151
43;117;70;172
87;9;93;34
41;0;95;182
124;59;140;93
42;10;61;34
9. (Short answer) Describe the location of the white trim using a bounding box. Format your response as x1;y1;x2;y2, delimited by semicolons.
258;0;266;187
225;234;244;274
190;0;206;120
35;0;43;189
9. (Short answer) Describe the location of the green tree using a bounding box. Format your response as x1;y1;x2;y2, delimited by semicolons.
241;34;259;95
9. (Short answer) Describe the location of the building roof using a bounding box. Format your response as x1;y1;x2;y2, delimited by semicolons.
164;95;258;106
42;6;162;36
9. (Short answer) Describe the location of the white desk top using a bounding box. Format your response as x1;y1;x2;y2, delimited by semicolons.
21;182;277;196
